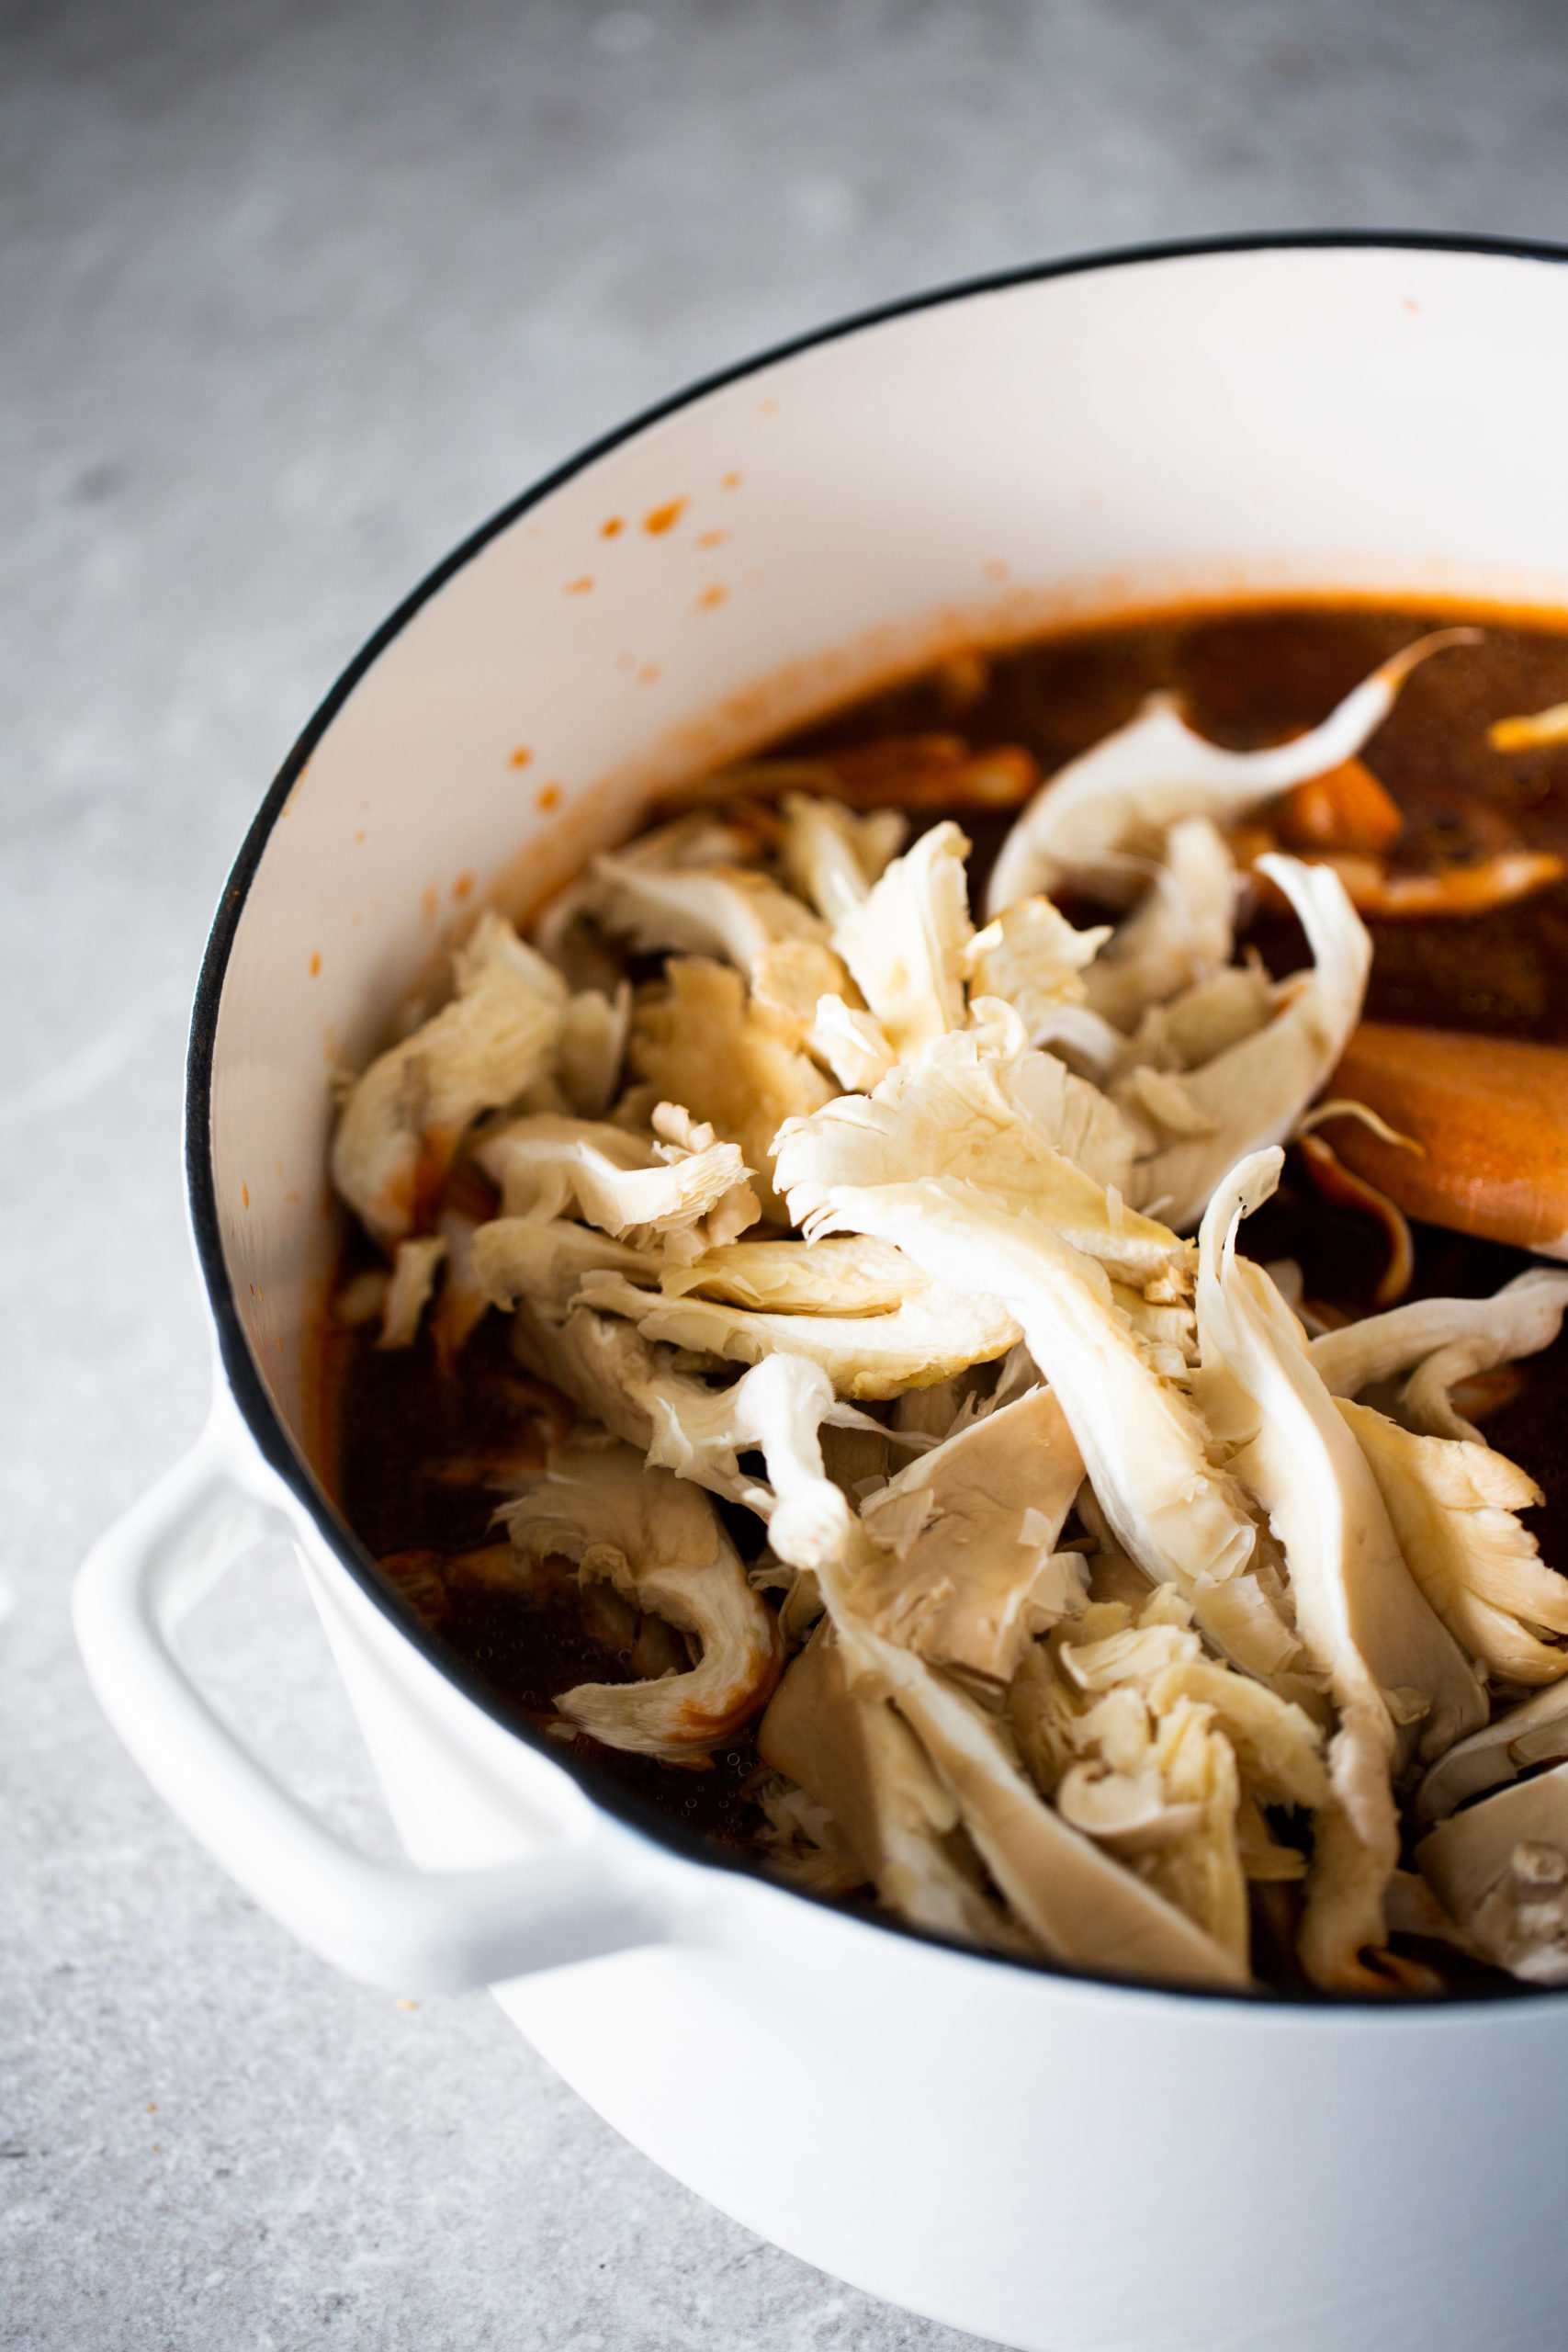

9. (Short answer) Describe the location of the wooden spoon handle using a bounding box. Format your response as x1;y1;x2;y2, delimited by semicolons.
1323;1023;1568;1260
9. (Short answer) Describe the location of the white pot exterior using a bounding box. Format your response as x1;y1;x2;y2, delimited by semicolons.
85;242;1568;2352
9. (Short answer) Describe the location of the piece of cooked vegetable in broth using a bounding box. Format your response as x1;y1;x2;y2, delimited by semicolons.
326;605;1568;1996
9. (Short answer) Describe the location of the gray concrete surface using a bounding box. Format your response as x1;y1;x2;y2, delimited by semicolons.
6;2;1568;2345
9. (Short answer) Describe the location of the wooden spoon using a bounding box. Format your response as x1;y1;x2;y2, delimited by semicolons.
1322;1023;1568;1260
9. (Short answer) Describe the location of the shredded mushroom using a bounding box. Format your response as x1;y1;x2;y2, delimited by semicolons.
499;1436;783;1759
327;615;1568;1998
985;630;1476;912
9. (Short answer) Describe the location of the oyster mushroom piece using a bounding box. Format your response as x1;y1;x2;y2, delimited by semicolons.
429;1208;492;1372
839;1593;1249;1984
1055;1760;1203;1851
1021;1001;1129;1083
997;1018;1142;1190
628;956;834;1220
747;1357;1247;1981
659;1232;921;1314
748;939;857;1044
849;1387;1087;1680
645;1348;898;1556
499;1436;782;1759
831;819;975;1060
582;854;829;976
789;1175;1257;1598
377;1233;448;1350
1055;1606;1329;1816
1083;817;1239;1034
773;1013;1182;1289
1307;1266;1568;1442
1416;1680;1568;1826
1337;1401;1568;1687
961;894;1111;1043
558;982;632;1118
780;791;908;924
1416;1769;1568;1984
508;1301;895;1532
985;629;1475;914
577;1265;1021;1400
471;1216;661;1322
510;1303;657;1453
332;911;568;1249
758;1618;1018;1948
1056;1690;1248;1967
1195;1148;1487;1986
529;808;773;967
806;995;897;1093
476;1106;760;1258
1116;964;1278;1079
1126;855;1371;1230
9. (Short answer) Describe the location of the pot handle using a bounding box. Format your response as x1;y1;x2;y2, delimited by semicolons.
73;1418;674;1994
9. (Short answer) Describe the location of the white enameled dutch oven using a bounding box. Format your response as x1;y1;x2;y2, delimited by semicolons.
75;236;1568;2352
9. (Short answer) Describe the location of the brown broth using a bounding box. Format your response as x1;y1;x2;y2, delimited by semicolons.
328;600;1568;1956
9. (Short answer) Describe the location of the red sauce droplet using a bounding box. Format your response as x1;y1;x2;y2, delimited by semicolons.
643;498;687;536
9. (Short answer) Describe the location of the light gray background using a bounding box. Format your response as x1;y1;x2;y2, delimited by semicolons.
6;3;1568;2346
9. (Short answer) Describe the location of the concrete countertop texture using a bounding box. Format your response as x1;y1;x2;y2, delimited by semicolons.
6;2;1568;2345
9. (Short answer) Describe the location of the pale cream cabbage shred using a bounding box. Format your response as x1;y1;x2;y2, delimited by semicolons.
328;647;1568;1993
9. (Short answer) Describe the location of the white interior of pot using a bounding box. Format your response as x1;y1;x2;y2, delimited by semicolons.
207;243;1568;1464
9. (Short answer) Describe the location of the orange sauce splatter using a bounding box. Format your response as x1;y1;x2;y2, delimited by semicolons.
696;528;728;550
637;663;661;685
242;1183;250;1208
643;498;687;535
354;828;367;843
536;783;562;812
694;583;728;612
509;746;533;769
309;951;321;977
720;470;742;490
452;871;474;901
601;515;625;538
421;885;439;921
564;574;594;595
760;401;779;416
